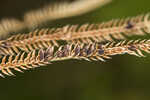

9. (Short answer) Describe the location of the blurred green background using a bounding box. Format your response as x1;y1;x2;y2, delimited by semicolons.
0;0;150;100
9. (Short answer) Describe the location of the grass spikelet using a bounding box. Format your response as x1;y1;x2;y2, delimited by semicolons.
1;39;150;78
24;0;112;28
0;28;62;55
58;13;150;44
0;0;112;38
0;18;25;39
0;49;52;78
0;12;150;55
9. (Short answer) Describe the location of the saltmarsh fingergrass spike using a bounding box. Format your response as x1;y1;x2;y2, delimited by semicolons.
59;13;150;44
0;12;148;56
0;39;150;78
24;0;112;29
0;0;112;38
0;12;150;56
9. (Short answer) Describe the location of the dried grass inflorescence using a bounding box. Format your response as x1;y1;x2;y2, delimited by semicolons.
0;19;25;39
1;0;150;78
0;49;52;78
24;0;112;28
0;39;150;77
0;13;150;56
0;0;111;38
0;28;62;55
59;13;150;44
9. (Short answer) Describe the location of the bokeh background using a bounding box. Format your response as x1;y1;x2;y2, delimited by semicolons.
0;0;150;100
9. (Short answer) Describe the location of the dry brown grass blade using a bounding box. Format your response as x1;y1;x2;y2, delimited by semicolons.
1;39;150;78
